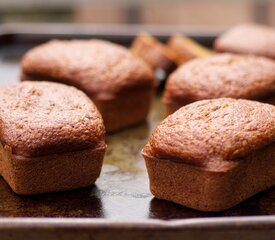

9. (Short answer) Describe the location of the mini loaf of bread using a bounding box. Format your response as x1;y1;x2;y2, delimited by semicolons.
167;34;213;65
142;98;275;211
0;81;106;195
163;53;275;114
131;33;177;73
215;23;275;59
21;39;156;132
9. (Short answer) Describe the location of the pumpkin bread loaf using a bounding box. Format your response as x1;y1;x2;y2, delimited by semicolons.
21;39;156;132
215;23;275;59
0;81;106;195
142;98;275;211
163;53;275;114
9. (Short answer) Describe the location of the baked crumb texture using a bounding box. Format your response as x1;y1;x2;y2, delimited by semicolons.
21;39;156;132
163;53;275;114
142;98;275;211
0;81;106;195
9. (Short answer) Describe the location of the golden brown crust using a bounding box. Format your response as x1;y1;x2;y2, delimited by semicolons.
168;34;214;64
143;143;275;211
0;81;105;157
144;98;275;169
131;33;177;73
21;39;155;99
22;73;156;132
163;53;275;113
93;88;154;132
21;39;156;132
215;23;275;59
0;144;106;195
142;98;275;211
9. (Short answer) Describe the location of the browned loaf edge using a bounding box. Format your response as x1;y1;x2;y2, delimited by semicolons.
0;81;107;194
164;93;275;116
167;35;213;64
214;23;275;59
131;34;177;73
20;39;156;132
0;144;106;195
163;53;275;114
21;73;155;132
142;98;275;211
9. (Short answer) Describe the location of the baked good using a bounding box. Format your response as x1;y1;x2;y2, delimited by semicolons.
163;53;275;114
142;98;275;211
215;23;275;59
131;33;177;73
20;39;156;132
167;34;213;65
0;81;106;195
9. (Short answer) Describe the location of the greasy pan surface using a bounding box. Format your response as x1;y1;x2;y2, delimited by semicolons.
0;25;274;224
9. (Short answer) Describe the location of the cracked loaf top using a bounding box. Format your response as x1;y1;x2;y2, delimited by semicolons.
21;39;155;100
164;53;275;103
143;98;275;170
0;81;105;157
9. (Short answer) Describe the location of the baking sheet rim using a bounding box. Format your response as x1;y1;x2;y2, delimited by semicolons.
0;216;274;229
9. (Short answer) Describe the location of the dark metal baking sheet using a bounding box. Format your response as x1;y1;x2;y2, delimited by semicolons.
0;23;274;239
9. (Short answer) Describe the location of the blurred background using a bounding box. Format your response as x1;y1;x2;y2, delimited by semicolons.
0;0;274;27
0;0;274;87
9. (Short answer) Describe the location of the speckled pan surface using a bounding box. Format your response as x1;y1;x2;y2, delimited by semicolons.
0;28;274;239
